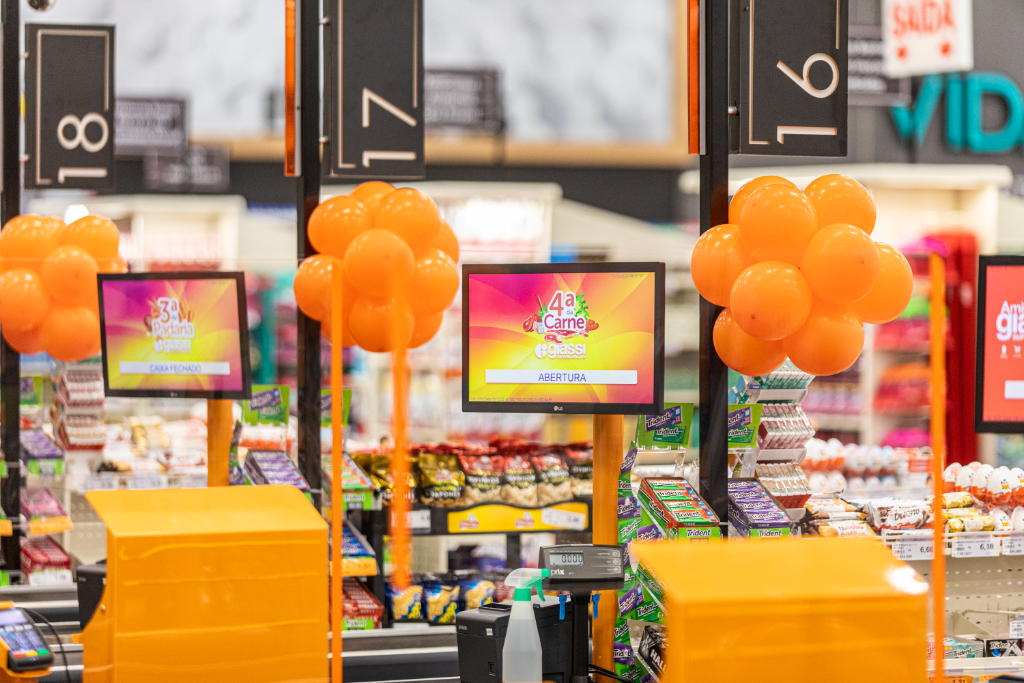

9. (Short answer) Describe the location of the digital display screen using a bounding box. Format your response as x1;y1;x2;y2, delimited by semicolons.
464;264;664;414
977;259;1024;432
0;611;27;627
549;552;584;566
99;272;251;399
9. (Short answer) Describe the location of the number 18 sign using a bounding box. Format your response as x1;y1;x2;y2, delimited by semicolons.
739;0;848;156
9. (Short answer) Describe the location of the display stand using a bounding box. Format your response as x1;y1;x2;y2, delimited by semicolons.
206;399;233;487
0;0;22;580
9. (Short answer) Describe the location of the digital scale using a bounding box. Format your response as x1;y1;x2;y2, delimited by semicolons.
0;604;54;679
456;544;625;683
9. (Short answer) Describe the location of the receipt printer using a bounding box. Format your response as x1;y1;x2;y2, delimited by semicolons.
456;598;573;683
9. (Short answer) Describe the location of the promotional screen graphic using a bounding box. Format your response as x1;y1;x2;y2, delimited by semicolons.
979;260;1024;429
99;273;250;398
464;265;663;413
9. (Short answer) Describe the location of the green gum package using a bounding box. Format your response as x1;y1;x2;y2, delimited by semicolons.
636;403;693;450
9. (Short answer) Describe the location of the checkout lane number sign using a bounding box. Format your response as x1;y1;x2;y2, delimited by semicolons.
25;24;116;190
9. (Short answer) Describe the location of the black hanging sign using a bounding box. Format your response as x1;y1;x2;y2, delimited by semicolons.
25;24;116;189
323;0;425;180
738;0;848;156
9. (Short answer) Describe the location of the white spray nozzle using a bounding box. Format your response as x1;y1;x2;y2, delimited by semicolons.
505;568;550;602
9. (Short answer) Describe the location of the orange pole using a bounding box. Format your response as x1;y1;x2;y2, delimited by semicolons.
330;267;344;683
206;398;232;486
592;414;623;672
929;251;946;683
391;347;411;589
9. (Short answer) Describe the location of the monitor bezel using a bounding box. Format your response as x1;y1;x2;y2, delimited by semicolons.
461;262;665;415
975;254;1024;433
98;270;252;400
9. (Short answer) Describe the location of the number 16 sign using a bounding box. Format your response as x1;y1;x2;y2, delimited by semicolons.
739;0;848;156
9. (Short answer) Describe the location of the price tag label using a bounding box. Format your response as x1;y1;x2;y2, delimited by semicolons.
1005;534;1024;556
408;509;431;531
126;474;167;490
541;507;587;530
893;537;934;561
953;535;1000;558
1011;619;1024;638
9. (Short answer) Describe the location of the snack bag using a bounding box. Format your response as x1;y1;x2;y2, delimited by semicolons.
564;442;593;496
418;454;465;508
422;574;460;624
532;453;572;505
455;570;496;611
501;455;538;507
458;454;504;506
614;615;639;681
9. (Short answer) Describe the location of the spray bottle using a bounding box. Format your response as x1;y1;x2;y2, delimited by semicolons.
501;567;550;683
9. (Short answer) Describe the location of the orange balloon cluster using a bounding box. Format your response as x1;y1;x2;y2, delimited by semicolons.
293;183;459;352
0;215;124;360
692;174;913;377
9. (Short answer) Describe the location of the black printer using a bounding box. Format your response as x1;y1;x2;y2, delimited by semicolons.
456;598;574;683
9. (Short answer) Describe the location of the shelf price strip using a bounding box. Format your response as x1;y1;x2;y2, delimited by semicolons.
1004;533;1024;556
952;535;1000;559
893;537;934;561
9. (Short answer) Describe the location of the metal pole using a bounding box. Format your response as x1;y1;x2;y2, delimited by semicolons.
296;0;323;511
698;0;730;528
0;0;22;580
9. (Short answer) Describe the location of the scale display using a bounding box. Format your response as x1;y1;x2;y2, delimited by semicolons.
539;544;625;594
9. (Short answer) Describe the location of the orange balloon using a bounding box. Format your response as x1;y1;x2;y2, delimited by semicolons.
853;242;914;324
375;188;441;256
800;224;880;304
344;229;415;299
0;269;50;332
730;262;812;340
352;181;395;216
308;194;372;258
784;299;864;376
409;311;444;349
61;215;119;258
2;325;43;355
729;175;797;224
691;224;752;307
97;255;128;273
407;248;459;315
0;215;61;272
804;174;876;235
39;305;101;362
41;246;99;306
293;254;337;321
713;308;787;376
738;185;819;265
430;220;460;263
43;217;66;240
348;296;415;352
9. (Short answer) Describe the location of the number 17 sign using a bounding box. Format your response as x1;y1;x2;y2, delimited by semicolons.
739;0;848;156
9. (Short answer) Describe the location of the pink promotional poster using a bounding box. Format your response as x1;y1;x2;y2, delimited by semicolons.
465;268;661;409
100;275;249;397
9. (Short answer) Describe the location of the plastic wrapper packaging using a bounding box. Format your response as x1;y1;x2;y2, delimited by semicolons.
532;454;572;506
341;577;384;629
20;487;67;520
418;454;465;508
455;570;495;611
20;430;62;460
863;498;931;531
804;518;876;538
727;480;792;537
387;580;425;622
244;450;309;492
422;574;460;624
20;536;71;586
501;455;538;507
353;450;417;504
458;454;503;505
564;443;593;496
755;462;812;509
638;478;720;540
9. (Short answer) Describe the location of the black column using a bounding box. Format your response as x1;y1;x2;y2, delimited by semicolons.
296;0;323;510
0;0;21;579
698;0;730;529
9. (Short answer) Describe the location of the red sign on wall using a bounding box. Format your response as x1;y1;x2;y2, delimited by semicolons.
977;258;1024;432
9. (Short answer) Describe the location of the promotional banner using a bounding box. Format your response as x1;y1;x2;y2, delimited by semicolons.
466;270;657;407
100;276;248;396
980;264;1024;424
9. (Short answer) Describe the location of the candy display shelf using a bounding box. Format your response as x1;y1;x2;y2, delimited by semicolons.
928;657;1024;682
